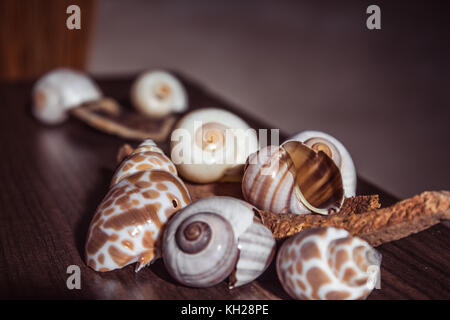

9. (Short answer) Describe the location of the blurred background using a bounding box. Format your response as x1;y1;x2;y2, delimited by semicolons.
0;0;449;199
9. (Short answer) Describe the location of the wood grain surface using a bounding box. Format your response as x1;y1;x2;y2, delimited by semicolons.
0;75;448;299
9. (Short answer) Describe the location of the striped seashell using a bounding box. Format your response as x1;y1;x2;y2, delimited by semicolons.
85;140;191;272
111;139;177;186
242;141;344;215
286;131;357;198
162;197;276;288
277;227;382;300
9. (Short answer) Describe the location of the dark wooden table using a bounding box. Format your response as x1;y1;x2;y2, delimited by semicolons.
0;75;448;299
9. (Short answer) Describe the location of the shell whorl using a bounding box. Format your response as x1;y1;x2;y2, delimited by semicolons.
276;227;381;300
242;141;344;215
287;131;357;198
163;212;238;287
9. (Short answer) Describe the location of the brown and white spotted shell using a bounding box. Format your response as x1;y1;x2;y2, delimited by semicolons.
111;139;177;186
242;141;344;215
276;227;381;300
85;139;191;272
162;197;276;288
32;68;102;125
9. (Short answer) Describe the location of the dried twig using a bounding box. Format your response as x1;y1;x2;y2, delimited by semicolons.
258;191;450;246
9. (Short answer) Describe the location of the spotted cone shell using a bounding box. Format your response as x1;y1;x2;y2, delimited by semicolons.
85;139;191;272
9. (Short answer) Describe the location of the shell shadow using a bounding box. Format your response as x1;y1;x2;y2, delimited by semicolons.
74;167;113;259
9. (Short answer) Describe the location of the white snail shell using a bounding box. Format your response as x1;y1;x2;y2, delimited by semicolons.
32;68;102;125
287;131;356;197
277;227;381;300
131;70;187;118
162;196;276;288
85;139;191;272
170;108;258;183
242;141;344;215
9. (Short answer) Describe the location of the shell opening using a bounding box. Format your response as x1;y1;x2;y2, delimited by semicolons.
176;218;212;254
304;137;342;168
281;141;344;214
195;122;228;152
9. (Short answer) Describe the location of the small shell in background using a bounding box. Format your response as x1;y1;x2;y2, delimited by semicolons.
242;141;344;215
131;70;187;118
32;68;102;124
170;108;258;183
162;197;276;288
85;139;191;272
276;227;381;300
287;131;357;197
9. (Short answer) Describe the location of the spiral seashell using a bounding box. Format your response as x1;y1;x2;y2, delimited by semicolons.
162;197;276;288
242;141;344;215
85;140;191;272
170;108;258;183
277;227;382;300
32;68;102;125
287;131;356;197
131;70;187;118
111;139;177;186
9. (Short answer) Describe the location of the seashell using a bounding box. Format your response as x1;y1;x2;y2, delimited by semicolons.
85;140;191;272
162;196;276;288
131;70;187;118
170;108;258;183
242;141;344;215
111;139;177;186
276;227;381;300
32;68;102;125
287;131;356;197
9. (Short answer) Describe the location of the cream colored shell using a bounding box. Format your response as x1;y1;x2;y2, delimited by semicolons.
287;131;356;197
277;227;381;300
170;108;258;183
32;68;102;124
131;70;187;118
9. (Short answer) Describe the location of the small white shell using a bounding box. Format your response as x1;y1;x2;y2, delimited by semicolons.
131;70;187;118
170;108;258;183
242;141;344;215
162;197;275;288
287;131;356;197
32;68;102;124
277;227;381;300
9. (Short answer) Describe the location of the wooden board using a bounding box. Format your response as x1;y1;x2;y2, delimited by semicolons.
0;74;448;299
